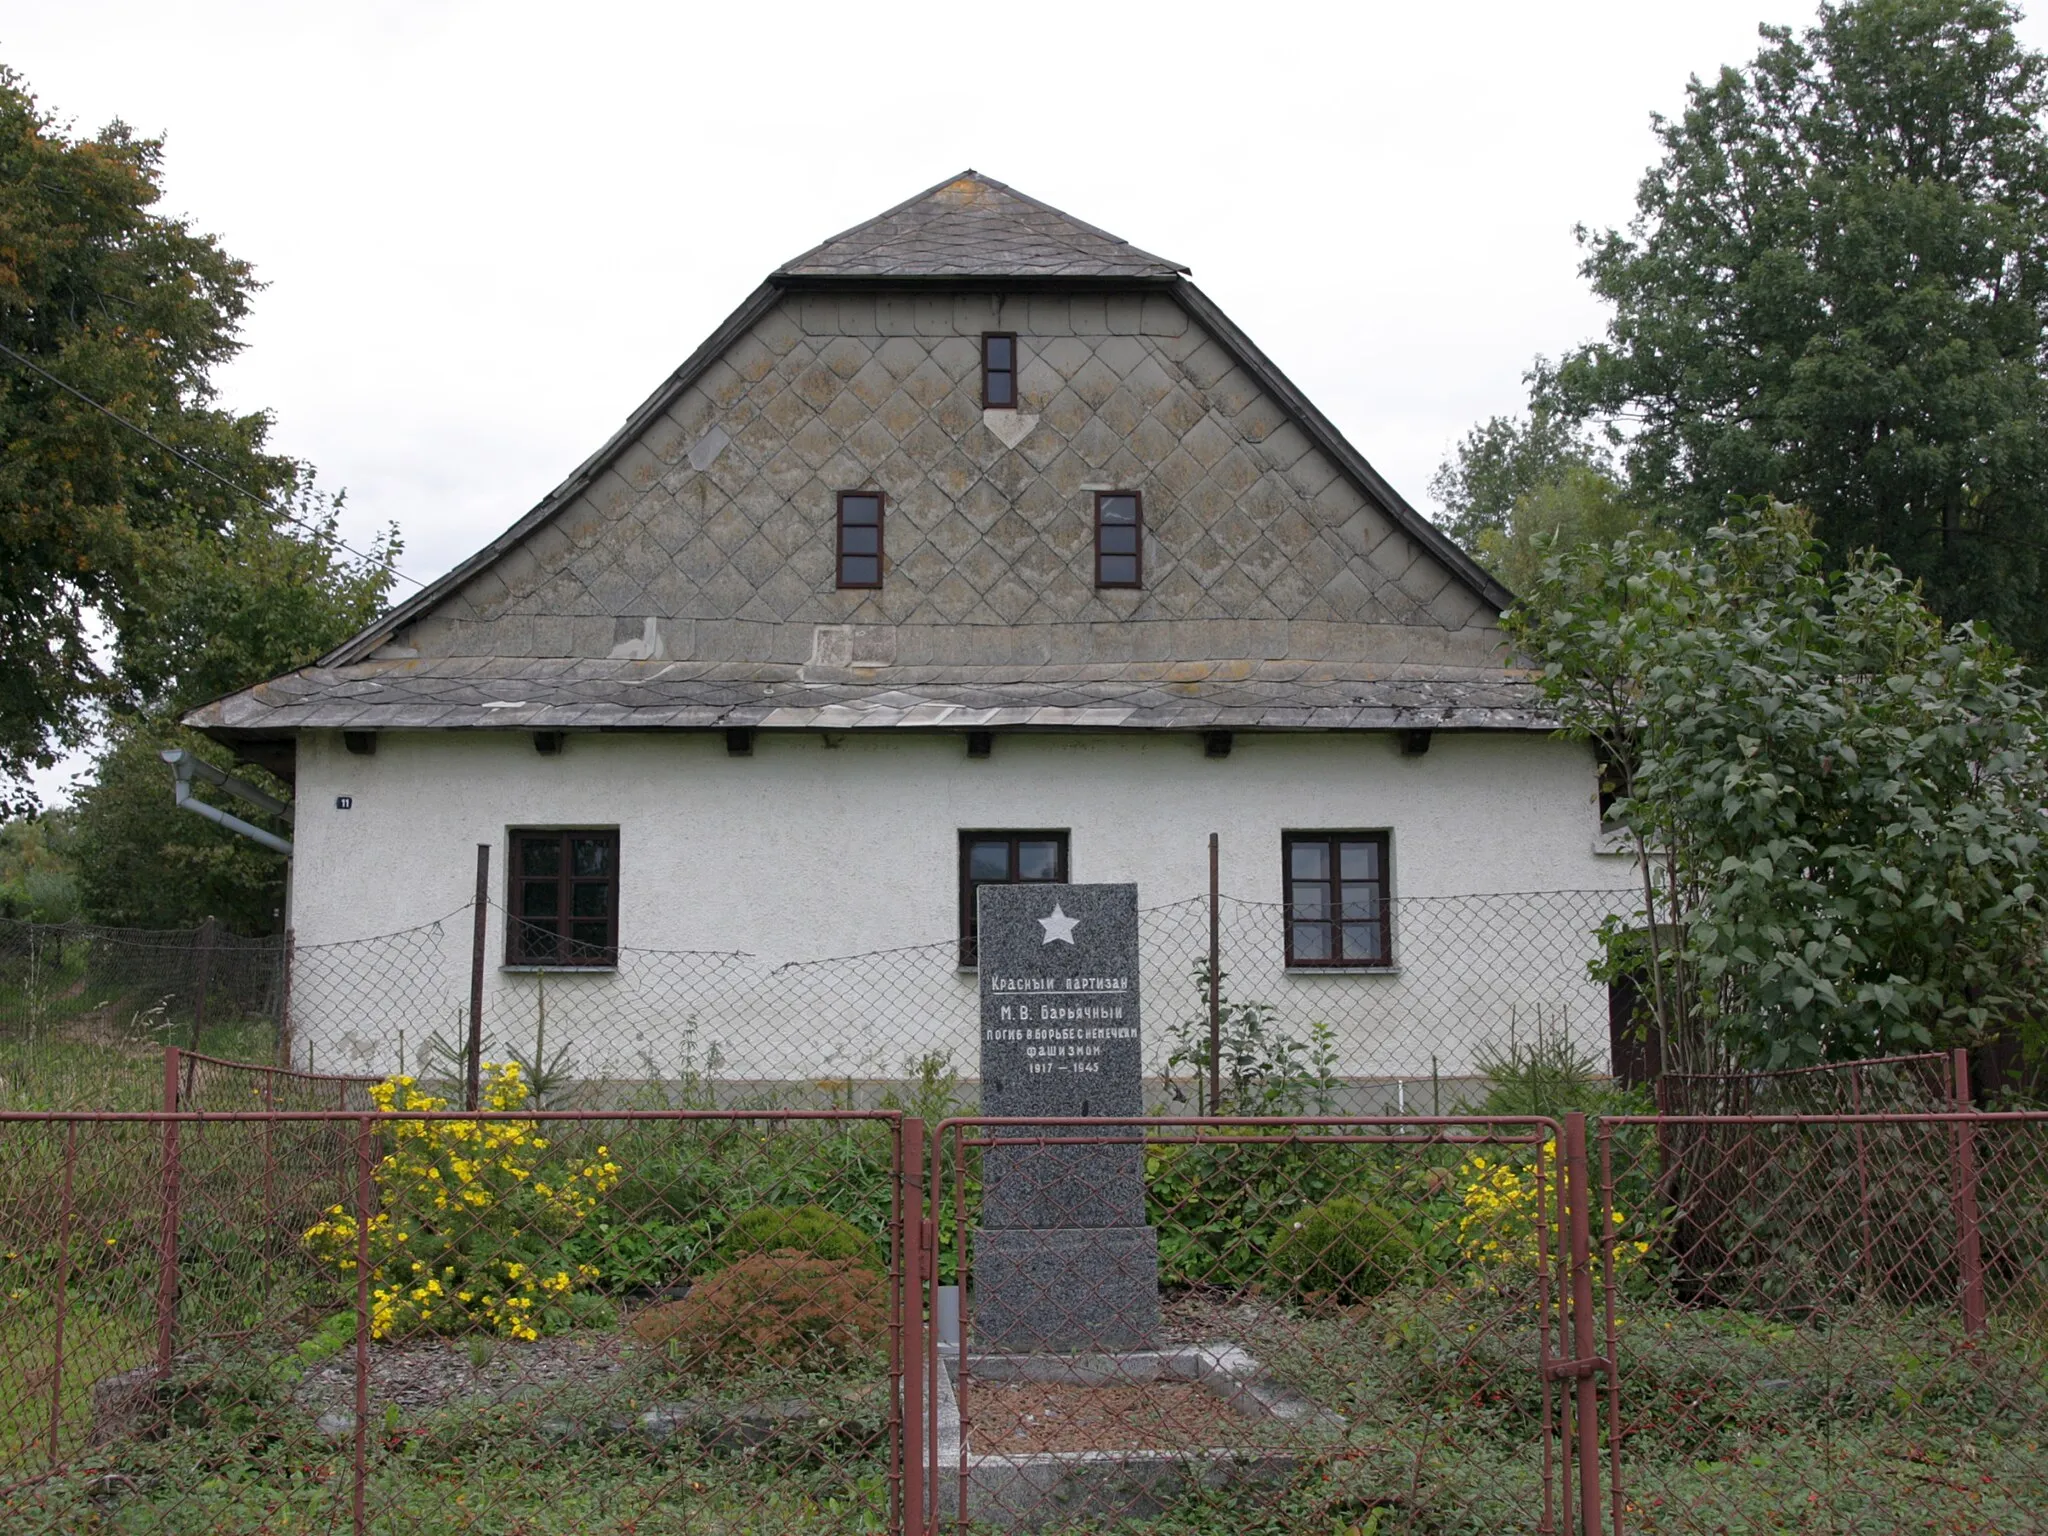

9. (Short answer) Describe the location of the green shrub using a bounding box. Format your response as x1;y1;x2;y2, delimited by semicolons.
1268;1196;1420;1301
715;1204;881;1270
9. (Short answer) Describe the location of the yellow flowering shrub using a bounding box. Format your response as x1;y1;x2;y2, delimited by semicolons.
1455;1139;1651;1281
303;1062;619;1341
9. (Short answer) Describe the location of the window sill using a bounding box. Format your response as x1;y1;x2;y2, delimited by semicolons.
1285;965;1401;977
500;965;618;975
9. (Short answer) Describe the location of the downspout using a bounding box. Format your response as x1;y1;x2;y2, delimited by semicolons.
161;749;295;858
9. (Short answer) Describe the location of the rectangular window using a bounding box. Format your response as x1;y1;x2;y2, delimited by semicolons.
982;332;1017;409
1283;831;1391;968
837;491;884;589
1095;491;1142;588
508;829;620;967
958;829;1069;967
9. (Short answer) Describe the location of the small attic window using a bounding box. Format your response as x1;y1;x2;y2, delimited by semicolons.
982;333;1017;410
1095;492;1142;588
837;492;884;588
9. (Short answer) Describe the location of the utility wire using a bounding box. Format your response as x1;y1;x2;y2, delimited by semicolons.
0;338;424;588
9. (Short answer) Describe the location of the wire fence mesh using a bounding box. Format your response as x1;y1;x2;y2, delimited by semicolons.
1596;1112;2048;1533
0;917;287;1110
282;888;1629;1115
1;1106;2043;1533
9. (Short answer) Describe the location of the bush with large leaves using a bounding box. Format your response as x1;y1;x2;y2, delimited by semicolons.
1509;502;2048;1068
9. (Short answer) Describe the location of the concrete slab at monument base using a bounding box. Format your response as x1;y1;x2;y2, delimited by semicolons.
970;1227;1160;1352
929;1344;1342;1530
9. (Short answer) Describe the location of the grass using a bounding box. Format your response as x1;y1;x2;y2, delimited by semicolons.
1;1279;2038;1535
0;1013;281;1111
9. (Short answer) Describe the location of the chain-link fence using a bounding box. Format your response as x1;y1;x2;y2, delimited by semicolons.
284;889;1628;1115
0;917;287;1110
3;1106;2042;1534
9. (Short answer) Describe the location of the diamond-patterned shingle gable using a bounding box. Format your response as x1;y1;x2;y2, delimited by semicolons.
778;172;1188;280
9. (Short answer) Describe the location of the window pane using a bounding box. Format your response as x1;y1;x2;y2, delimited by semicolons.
1339;882;1380;920
1099;554;1138;585
521;838;561;878
1291;923;1330;961
569;920;610;954
1341;923;1384;962
1099;524;1138;555
986;373;1014;406
969;842;1011;882
516;924;560;963
841;555;879;585
571;838;611;876
841;524;879;556
1290;842;1329;881
1291;882;1329;920
1340;840;1381;880
1100;495;1137;524
985;336;1013;370
521;883;559;919
841;495;880;525
1017;840;1061;880
571;883;608;918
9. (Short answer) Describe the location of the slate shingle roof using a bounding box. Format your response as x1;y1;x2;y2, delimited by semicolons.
184;659;1551;735
777;171;1188;280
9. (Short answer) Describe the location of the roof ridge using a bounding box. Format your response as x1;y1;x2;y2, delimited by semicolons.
774;169;1187;280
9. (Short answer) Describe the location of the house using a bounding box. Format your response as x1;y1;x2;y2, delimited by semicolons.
186;173;1636;1095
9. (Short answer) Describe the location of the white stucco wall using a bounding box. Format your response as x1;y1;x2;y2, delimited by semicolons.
285;728;1639;1095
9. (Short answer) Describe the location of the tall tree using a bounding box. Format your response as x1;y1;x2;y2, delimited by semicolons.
1428;392;1614;555
1550;0;2048;656
0;65;324;811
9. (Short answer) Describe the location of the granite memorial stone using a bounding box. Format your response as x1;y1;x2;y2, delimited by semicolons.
973;883;1159;1352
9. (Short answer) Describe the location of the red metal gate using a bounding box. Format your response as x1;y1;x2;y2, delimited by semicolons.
918;1114;1589;1533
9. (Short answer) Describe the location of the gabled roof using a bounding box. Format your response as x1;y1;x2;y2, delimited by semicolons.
255;173;1514;700
776;170;1188;280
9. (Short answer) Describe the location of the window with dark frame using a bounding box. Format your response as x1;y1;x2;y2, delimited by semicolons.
958;829;1069;967
981;333;1017;409
837;492;884;588
1282;831;1391;968
1095;491;1142;588
507;829;620;967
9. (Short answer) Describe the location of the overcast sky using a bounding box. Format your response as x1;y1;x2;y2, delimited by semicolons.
14;0;2048;801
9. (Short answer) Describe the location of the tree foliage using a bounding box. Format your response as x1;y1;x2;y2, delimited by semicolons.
0;65;398;928
1549;0;2048;656
1508;503;2048;1069
0;66;393;813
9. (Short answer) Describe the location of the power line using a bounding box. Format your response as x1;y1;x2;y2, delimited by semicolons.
0;338;424;589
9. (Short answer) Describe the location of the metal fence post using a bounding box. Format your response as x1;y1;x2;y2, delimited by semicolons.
467;844;490;1111
1207;832;1221;1117
353;1115;375;1536
48;1121;78;1465
1561;1112;1604;1536
188;915;216;1058
278;927;296;1067
156;1050;184;1378
1951;1048;1986;1337
900;1116;926;1536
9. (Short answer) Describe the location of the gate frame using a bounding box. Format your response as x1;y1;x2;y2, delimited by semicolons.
919;1112;1587;1536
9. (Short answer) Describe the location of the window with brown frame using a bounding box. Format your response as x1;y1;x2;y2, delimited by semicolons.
1095;492;1142;588
981;333;1017;409
958;829;1069;967
1282;831;1391;967
837;492;884;588
507;829;620;967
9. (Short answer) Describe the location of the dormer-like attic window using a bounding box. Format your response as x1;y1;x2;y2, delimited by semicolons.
982;333;1017;409
837;492;884;588
1095;492;1142;588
